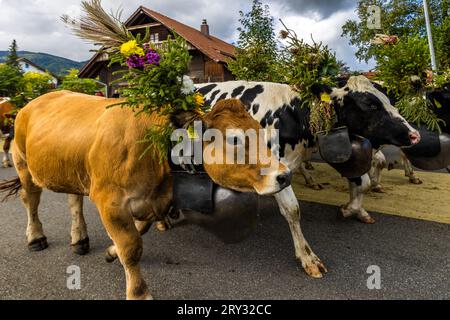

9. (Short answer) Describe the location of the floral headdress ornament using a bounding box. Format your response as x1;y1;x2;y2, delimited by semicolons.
62;0;207;159
278;20;340;136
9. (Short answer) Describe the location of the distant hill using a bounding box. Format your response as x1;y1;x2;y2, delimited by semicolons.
0;51;87;77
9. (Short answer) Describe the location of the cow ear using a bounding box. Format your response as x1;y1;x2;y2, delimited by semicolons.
310;83;332;99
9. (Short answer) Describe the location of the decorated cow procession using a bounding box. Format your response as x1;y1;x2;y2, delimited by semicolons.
0;0;449;301
0;0;294;300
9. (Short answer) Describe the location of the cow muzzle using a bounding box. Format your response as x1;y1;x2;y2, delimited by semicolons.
409;130;421;145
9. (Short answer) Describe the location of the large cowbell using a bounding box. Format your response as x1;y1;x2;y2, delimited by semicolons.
402;126;450;170
171;171;259;244
318;127;373;178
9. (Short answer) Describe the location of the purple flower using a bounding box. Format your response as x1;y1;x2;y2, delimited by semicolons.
145;49;160;66
126;54;146;69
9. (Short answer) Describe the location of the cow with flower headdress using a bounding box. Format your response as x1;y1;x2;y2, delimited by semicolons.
0;0;293;300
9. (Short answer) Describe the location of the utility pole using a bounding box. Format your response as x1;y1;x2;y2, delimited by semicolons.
423;0;438;71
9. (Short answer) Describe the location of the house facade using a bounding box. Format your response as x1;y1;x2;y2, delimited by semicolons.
18;58;59;86
78;6;237;97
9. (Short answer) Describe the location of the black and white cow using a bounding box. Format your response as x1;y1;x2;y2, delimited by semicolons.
369;83;450;190
196;75;420;278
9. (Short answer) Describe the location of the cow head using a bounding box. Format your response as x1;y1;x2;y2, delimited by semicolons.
325;76;420;148
172;99;291;195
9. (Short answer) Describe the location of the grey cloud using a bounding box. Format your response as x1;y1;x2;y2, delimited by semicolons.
0;0;369;70
271;0;355;18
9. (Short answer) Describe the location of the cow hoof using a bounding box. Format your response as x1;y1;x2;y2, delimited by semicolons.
356;215;376;224
2;161;11;168
409;177;423;185
71;237;90;256
371;186;385;193
301;258;328;279
155;220;169;232
337;206;352;220
28;237;48;252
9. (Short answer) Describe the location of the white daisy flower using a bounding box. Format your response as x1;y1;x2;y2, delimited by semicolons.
179;75;195;95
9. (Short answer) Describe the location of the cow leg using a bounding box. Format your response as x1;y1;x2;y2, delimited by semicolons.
401;152;422;184
275;186;327;278
304;160;315;170
298;161;323;190
2;137;12;168
68;194;90;255
339;175;374;224
13;153;48;251
105;220;152;263
369;150;386;193
96;195;151;300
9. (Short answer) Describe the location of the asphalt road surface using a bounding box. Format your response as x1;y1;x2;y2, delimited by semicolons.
1;163;449;300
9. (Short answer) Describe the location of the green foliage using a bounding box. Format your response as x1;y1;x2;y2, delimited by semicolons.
5;40;20;70
376;36;430;96
11;72;54;107
375;35;447;132
138;124;174;163
341;0;446;63
227;0;281;82
396;95;445;133
61;69;100;95
436;15;450;69
22;72;53;98
111;35;201;115
278;24;340;135
0;63;23;97
433;69;450;87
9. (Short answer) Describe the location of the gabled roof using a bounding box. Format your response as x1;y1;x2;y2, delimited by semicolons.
130;6;236;63
17;57;59;79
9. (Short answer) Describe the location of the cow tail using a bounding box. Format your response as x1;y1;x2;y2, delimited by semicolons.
0;177;22;202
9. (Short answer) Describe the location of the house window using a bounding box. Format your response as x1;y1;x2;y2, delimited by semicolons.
150;33;159;43
25;63;29;69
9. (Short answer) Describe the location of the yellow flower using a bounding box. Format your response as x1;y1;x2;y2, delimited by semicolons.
120;40;145;57
194;92;205;108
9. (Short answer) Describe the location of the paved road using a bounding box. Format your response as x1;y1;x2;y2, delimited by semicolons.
0;164;449;300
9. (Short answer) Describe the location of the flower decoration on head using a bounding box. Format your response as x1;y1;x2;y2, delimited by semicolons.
371;34;399;46
180;75;195;95
62;0;210;161
194;93;205;108
126;55;146;69
122;42;160;69
120;40;145;57
145;49;160;66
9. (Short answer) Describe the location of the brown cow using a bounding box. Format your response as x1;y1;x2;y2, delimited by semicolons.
0;98;14;168
0;91;290;300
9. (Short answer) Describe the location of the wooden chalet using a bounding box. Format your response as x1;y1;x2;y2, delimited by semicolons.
78;6;237;97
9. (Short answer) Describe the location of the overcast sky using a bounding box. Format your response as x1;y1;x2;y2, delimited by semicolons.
0;0;375;71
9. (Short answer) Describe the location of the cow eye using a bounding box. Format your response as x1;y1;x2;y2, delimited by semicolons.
226;135;243;146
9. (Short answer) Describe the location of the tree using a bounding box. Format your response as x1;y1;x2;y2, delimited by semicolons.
22;72;54;100
341;0;448;67
0;64;23;97
60;69;101;95
435;1;450;69
227;0;281;82
6;39;20;71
